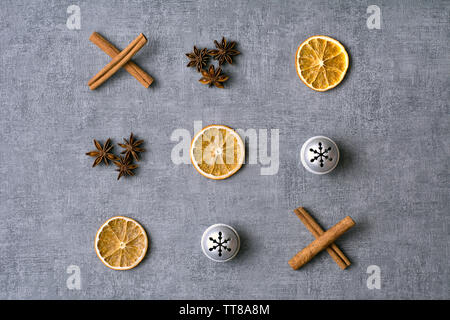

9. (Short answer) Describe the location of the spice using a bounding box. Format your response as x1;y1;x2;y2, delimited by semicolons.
88;33;147;90
208;37;240;65
289;216;355;270
294;207;350;269
86;139;117;167
186;46;209;72
113;156;138;180
185;36;240;88
89;32;153;88
118;132;145;161
86;133;145;180
199;65;229;88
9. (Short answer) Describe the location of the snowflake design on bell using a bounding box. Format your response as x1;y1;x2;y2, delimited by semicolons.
209;232;231;257
310;142;333;167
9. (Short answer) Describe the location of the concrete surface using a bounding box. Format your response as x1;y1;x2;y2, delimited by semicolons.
0;0;448;299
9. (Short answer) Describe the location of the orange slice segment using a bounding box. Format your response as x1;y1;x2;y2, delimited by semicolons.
190;125;245;180
295;35;349;91
95;216;148;270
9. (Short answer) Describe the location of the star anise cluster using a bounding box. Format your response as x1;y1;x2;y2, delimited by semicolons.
185;36;240;88
86;133;145;180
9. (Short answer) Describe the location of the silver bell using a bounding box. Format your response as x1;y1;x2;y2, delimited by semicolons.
300;136;339;174
201;224;240;262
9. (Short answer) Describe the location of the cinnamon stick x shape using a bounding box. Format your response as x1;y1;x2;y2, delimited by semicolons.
88;33;149;90
289;208;355;270
89;32;153;88
294;207;351;269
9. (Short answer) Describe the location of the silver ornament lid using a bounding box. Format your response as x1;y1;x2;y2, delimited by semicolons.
201;224;240;262
300;136;339;174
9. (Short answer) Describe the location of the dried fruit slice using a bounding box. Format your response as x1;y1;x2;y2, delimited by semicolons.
95;216;148;270
295;35;349;91
190;125;245;180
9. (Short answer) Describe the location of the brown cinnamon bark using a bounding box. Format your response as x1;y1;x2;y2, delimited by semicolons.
88;33;147;90
294;207;350;270
289;216;355;270
89;32;153;88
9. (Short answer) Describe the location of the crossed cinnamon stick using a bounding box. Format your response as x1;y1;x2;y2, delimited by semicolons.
289;207;355;270
88;32;153;90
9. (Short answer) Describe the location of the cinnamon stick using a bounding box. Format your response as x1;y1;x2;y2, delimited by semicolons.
288;216;355;270
89;32;153;88
88;33;147;90
294;207;350;270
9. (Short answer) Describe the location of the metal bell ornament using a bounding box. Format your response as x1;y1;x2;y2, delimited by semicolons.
201;224;240;262
300;136;340;175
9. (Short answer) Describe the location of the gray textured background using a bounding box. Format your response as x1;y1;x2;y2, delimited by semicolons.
0;0;448;300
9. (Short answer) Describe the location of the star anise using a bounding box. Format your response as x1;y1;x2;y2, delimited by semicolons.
186;46;209;72
86;139;117;167
199;65;229;88
113;156;138;180
118;133;145;161
208;37;240;65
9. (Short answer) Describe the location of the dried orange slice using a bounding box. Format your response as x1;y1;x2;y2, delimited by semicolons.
95;216;148;270
190;125;245;180
295;35;349;91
